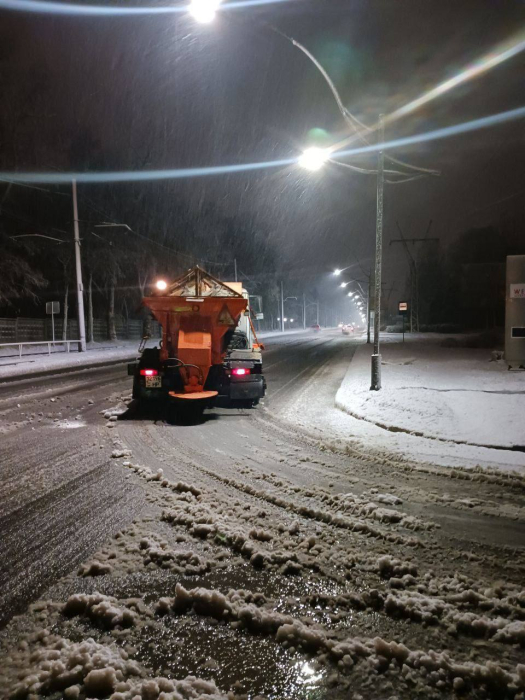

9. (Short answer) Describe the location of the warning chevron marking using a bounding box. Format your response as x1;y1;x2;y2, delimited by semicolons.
217;304;236;326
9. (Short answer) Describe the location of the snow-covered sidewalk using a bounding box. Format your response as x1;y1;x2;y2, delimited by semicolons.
0;340;144;380
336;334;525;450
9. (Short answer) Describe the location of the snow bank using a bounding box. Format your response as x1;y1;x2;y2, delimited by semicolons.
139;537;211;575
154;584;525;697
336;337;525;457
8;635;230;700
63;592;144;628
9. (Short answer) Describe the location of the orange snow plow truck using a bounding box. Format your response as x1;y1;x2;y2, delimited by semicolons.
127;266;266;419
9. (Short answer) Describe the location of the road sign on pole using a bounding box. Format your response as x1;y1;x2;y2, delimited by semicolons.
46;301;60;343
398;301;408;342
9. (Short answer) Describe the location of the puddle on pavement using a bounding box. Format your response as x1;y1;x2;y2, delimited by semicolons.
135;614;329;699
45;566;350;699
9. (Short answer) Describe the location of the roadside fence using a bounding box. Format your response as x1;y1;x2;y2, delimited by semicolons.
0;317;161;344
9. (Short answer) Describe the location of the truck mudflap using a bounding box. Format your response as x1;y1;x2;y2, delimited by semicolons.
228;375;265;401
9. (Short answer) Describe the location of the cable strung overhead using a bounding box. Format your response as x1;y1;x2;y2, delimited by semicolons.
0;105;523;185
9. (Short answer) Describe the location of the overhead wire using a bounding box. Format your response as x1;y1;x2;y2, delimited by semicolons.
0;179;71;195
330;160;410;177
78;191;229;267
385;174;428;185
271;29;440;178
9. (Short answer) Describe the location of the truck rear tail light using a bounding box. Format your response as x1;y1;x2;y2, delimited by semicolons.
232;368;250;376
140;369;159;376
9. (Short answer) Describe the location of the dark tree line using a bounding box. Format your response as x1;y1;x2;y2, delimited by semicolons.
410;216;525;330
0;180;282;338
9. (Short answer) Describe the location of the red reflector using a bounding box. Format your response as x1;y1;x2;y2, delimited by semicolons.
140;369;158;376
232;368;250;376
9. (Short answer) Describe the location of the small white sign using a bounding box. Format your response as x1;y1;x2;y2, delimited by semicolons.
46;301;60;314
510;284;525;299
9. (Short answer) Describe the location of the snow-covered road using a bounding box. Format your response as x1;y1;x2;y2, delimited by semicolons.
1;330;524;699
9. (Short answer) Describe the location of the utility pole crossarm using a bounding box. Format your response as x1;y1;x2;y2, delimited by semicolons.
390;238;439;244
391;221;436;334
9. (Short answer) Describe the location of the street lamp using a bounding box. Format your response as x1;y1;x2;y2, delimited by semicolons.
299;147;329;172
189;0;221;23
156;279;168;291
340;281;349;288
300;132;385;390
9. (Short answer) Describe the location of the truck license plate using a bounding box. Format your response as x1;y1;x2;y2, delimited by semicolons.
145;376;162;388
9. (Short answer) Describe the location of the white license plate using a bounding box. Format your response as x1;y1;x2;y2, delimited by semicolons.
145;376;162;388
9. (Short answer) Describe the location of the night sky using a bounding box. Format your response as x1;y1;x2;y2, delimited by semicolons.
1;0;524;298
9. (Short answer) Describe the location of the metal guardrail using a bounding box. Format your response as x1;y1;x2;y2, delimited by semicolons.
0;340;81;358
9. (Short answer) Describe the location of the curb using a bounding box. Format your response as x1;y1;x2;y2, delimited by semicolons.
0;355;137;385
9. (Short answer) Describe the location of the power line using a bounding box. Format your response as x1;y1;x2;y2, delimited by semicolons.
0;179;71;196
274;31;440;179
331;160;411;177
0;208;69;235
10;233;65;243
78;191;229;267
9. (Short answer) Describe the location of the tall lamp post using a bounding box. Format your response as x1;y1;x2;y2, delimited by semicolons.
299;133;386;390
279;283;298;332
371;115;385;390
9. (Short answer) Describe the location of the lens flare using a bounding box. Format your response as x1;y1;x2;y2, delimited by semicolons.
388;32;525;124
0;106;523;185
0;0;292;15
330;31;525;154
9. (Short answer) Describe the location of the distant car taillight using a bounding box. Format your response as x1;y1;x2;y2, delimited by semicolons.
140;369;158;376
232;368;250;376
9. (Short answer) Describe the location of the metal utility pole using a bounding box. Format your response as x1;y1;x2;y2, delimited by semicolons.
370;115;384;391
280;281;285;333
72;179;86;352
367;274;372;344
302;293;306;329
234;258;238;282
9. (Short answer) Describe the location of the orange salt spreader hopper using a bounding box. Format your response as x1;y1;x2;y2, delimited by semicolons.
143;266;248;402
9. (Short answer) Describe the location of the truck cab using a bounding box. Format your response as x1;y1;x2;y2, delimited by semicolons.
220;283;265;403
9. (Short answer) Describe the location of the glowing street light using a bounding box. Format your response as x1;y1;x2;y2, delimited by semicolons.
298;147;330;172
156;279;168;291
189;0;221;23
340;281;349;288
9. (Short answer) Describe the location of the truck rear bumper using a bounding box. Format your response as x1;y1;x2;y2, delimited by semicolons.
228;375;265;400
